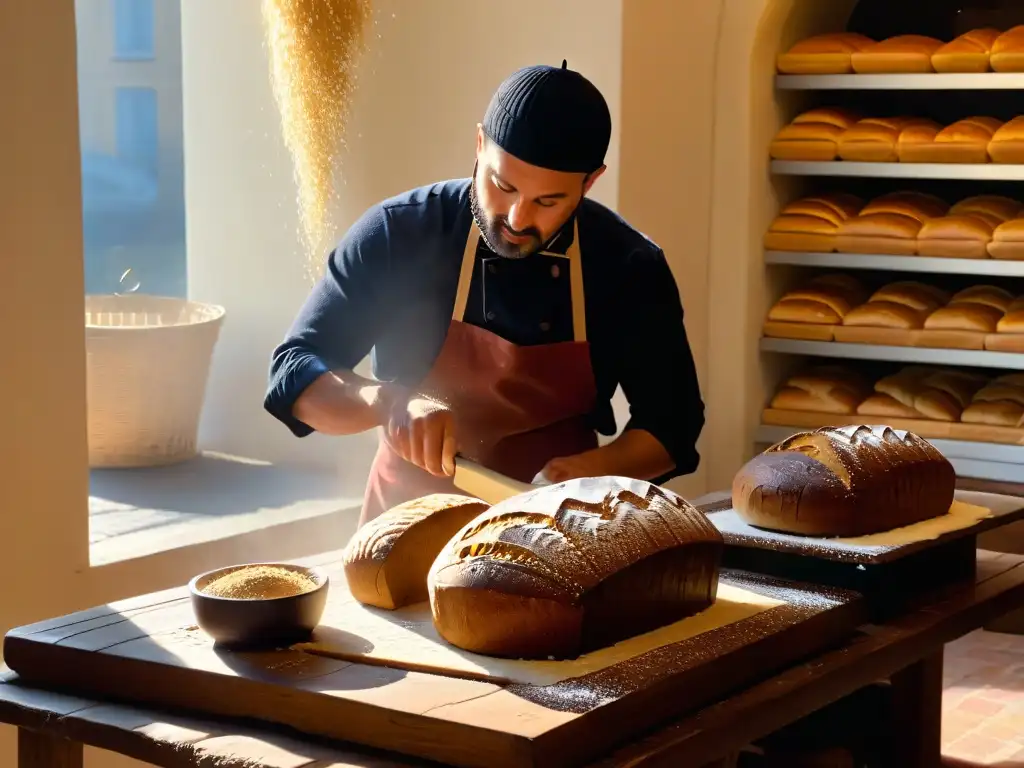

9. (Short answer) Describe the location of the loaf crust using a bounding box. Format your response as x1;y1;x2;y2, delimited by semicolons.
343;493;489;609
769;365;870;414
770;108;860;161
932;28;1001;73
951;195;1023;222
856;367;984;422
997;310;1024;333
962;382;1024;427
851;35;943;74
732;425;956;537
989;116;1024;164
764;196;864;252
861;191;950;219
898;117;1004;164
838;117;941;163
777;33;876;74
989;219;1024;260
766;275;868;324
950;285;1014;312
842;282;948;329
991;26;1024;73
428;478;723;659
917;214;999;259
924;303;1004;333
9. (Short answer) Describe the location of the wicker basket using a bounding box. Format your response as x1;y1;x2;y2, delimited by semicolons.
85;294;226;468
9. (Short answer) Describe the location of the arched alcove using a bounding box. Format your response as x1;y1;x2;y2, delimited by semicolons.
703;0;1024;489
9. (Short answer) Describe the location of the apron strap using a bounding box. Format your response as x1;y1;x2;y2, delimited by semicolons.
453;218;587;343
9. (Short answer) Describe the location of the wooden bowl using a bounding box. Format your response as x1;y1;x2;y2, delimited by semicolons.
188;562;329;649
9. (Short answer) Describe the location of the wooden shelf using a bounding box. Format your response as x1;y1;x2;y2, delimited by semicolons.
771;161;1024;180
775;73;1024;91
764;251;1024;276
759;338;1024;369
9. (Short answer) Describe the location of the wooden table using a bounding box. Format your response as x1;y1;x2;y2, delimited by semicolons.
4;548;1024;768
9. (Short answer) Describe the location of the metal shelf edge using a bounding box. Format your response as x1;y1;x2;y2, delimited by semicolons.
763;251;1024;276
775;73;1024;91
759;338;1024;370
770;161;1024;180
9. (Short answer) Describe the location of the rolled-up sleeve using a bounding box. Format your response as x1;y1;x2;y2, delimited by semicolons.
264;205;392;437
616;247;705;480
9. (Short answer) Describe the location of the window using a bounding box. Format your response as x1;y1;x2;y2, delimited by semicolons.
113;0;155;59
114;86;158;171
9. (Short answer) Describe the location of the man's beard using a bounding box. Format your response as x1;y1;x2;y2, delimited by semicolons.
469;173;543;260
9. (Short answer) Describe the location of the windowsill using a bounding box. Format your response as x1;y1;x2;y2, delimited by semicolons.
88;450;364;566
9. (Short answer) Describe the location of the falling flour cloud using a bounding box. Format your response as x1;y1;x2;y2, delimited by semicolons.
261;0;373;282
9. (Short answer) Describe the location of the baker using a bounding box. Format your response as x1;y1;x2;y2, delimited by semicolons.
264;61;705;526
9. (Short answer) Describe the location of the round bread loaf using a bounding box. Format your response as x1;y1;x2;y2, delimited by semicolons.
732;425;955;537
427;477;723;660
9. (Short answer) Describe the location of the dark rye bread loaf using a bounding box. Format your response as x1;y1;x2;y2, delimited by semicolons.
343;494;489;609
732;425;955;537
427;477;723;660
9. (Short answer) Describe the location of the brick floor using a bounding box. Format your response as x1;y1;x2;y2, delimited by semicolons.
942;630;1024;766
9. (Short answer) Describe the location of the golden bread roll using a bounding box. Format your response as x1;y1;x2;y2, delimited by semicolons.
991;26;1024;72
861;191;951;219
917;214;999;259
932;28;1001;73
766;275;867;325
764;195;864;252
343;494;490;610
873;281;950;309
924;303;1004;333
842;282;948;330
777;32;877;74
997;309;1024;333
769;365;871;414
838;117;942;163
989;219;1024;260
988;116;1024;164
950;195;1022;222
732;425;955;537
962;381;1024;427
858;367;983;421
428;477;723;659
898;117;1004;164
950;285;1014;312
851;35;944;74
770;108;860;161
835;213;924;254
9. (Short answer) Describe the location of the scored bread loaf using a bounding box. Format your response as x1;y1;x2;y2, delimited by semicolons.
343;493;489;609
766;274;868;325
837;117;942;163
427;477;723;659
732;425;956;537
763;194;865;252
851;35;943;73
961;381;1024;427
898;117;1004;164
777;32;876;74
932;28;1002;73
989;219;1024;260
835;192;949;255
991;26;1024;72
916;195;1020;259
842;281;949;330
856;366;986;422
988;117;1024;164
923;286;1011;333
770;108;860;162
769;365;871;414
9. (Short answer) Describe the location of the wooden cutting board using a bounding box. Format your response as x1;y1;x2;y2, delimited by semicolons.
294;577;784;686
3;555;865;768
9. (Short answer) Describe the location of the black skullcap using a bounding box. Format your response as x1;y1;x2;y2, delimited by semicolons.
482;60;612;174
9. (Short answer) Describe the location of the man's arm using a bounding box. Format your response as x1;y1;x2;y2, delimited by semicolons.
540;247;704;483
264;205;393;437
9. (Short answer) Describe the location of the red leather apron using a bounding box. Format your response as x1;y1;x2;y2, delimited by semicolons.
359;218;598;526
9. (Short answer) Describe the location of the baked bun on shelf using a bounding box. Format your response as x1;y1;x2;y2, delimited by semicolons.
991;26;1024;73
763;194;865;252
770;108;860;161
343;494;489;609
851;35;944;74
988;117;1024;164
932;28;1002;73
917;196;1022;259
427;477;723;659
768;365;871;414
961;378;1024;428
922;285;1010;338
837;117;942;163
777;32;876;74
898;117;1004;164
732;424;956;537
841;281;949;331
765;274;868;325
856;366;985;422
989;219;1024;260
835;191;948;254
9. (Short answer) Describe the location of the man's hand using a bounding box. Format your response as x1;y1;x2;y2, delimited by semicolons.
537;453;604;484
377;390;457;478
538;430;676;485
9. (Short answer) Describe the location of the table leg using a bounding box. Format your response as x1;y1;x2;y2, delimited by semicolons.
888;648;944;768
17;728;83;768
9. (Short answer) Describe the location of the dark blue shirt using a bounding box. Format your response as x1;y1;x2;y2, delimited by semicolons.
264;179;705;480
